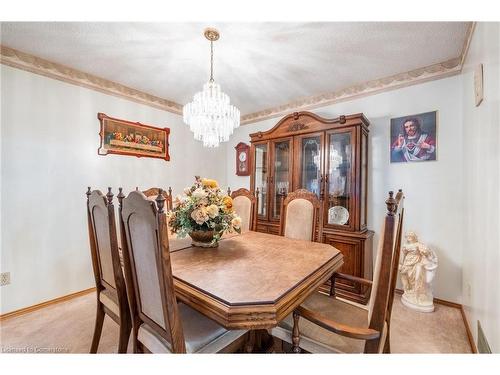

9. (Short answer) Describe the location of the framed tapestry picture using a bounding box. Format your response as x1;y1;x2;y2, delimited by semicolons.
390;111;437;163
98;113;170;161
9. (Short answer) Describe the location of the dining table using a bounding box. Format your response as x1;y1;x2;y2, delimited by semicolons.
167;231;343;348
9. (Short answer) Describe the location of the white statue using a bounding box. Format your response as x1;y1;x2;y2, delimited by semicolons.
399;232;438;312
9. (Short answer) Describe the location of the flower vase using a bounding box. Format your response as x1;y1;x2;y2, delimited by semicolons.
189;230;218;248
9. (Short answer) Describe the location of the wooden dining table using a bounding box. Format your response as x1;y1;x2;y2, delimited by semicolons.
168;231;343;332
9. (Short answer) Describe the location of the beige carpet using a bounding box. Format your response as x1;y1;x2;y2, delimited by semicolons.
0;292;472;354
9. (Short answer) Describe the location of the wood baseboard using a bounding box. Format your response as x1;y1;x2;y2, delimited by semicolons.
395;288;460;307
0;287;96;321
460;306;478;353
394;288;477;353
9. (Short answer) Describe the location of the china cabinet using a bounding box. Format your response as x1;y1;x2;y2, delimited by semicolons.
250;112;374;304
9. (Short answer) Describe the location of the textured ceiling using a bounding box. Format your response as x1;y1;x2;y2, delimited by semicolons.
0;22;470;115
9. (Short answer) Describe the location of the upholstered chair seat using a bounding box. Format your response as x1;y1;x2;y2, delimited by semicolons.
271;190;404;354
271;293;387;353
138;303;246;353
230;188;257;232
119;190;248;353
233;196;252;232
280;189;320;242
283;199;315;240
144;191;176;238
142;187;173;210
86;188;131;353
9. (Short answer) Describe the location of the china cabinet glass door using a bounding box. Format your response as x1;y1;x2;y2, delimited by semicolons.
295;133;324;197
324;129;355;230
254;143;268;220
270;139;292;221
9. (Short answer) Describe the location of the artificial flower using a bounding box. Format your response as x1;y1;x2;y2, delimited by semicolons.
231;216;242;229
173;194;183;208
191;208;209;225
202;178;218;188
206;204;219;219
168;177;242;242
223;196;233;210
192;188;208;200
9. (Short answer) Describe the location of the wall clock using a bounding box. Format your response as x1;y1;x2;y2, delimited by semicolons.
235;142;250;176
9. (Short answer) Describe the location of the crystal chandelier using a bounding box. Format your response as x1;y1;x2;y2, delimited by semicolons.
183;28;240;148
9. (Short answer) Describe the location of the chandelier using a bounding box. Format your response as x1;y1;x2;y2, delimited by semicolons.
183;28;240;148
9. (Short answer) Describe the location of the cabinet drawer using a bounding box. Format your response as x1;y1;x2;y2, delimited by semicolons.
256;222;280;235
256;224;269;233
322;235;361;277
267;225;280;235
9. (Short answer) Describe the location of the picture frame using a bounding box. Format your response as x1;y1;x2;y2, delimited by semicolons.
390;111;437;163
97;113;170;161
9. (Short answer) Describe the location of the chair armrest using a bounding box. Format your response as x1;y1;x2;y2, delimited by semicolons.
333;272;373;287
295;306;380;340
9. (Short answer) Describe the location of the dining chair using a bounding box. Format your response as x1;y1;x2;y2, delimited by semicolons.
279;189;320;241
271;190;405;353
86;187;131;353
230;188;257;232
117;189;247;353
141;186;173;211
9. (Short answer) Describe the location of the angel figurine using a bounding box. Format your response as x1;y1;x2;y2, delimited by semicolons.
399;232;438;312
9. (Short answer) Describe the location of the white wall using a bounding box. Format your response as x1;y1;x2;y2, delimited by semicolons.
0;65;227;314
461;22;500;352
226;75;464;303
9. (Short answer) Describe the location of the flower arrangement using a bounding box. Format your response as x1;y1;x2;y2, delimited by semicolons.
168;176;242;246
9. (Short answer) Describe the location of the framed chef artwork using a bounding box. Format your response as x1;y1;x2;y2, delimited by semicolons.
235;142;250;176
390;111;437;163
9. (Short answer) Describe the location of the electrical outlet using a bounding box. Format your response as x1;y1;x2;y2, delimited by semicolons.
466;283;472;299
0;272;11;286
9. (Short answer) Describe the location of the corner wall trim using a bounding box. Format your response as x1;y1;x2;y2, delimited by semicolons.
240;59;462;125
1;22;475;126
240;21;475;125
394;289;477;353
0;287;96;321
0;45;182;115
460;306;478;353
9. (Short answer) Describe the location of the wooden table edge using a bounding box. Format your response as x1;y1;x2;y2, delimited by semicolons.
173;252;344;330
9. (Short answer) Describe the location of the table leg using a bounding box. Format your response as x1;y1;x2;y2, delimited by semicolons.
272;337;284;353
244;330;256;353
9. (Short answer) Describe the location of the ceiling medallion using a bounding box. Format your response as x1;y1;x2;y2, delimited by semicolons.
183;28;240;148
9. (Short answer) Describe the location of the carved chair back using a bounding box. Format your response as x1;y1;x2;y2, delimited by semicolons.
86;188;129;319
118;189;186;353
280;189;320;241
382;189;405;352
142;187;173;211
230;188;257;232
364;190;404;353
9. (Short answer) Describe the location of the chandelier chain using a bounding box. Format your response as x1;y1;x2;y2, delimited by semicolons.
210;40;214;83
